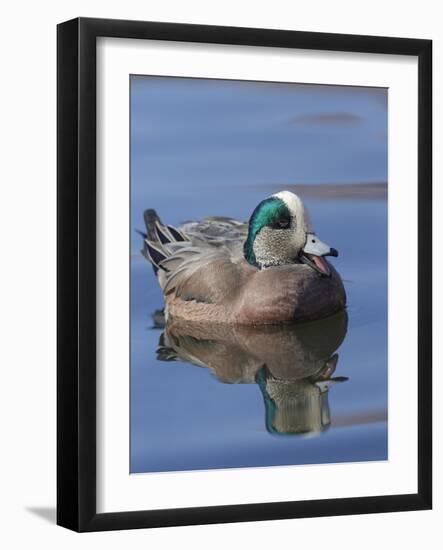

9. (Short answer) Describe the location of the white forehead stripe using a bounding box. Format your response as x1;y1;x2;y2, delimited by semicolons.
272;190;313;231
272;190;303;214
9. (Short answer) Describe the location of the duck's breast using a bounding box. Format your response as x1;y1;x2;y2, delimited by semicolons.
235;263;346;325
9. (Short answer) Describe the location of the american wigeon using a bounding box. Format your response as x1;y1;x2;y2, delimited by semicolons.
140;191;346;325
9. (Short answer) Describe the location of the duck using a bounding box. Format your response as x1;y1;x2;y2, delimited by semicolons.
140;190;346;325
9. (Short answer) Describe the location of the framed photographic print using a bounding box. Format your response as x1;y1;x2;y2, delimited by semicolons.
57;17;432;531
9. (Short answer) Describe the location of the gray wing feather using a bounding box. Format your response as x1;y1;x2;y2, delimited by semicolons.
142;211;248;303
161;247;244;304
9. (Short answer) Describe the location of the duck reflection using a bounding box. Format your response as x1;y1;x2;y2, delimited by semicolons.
154;311;348;436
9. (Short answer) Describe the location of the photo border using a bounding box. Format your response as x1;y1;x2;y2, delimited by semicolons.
57;17;432;532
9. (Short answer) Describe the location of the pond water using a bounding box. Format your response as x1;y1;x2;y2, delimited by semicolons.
130;189;387;473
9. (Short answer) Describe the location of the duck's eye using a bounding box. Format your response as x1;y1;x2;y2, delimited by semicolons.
273;217;290;229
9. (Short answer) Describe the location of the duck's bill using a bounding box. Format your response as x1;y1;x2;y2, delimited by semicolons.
301;233;338;277
301;253;331;276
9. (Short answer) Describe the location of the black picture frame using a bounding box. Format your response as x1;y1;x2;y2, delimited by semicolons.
57;17;432;532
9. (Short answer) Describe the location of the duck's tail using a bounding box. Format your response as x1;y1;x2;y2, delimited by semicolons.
139;209;188;274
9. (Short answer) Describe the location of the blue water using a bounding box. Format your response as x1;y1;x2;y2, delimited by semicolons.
130;76;387;473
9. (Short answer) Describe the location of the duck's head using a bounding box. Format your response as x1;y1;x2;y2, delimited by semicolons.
244;190;338;276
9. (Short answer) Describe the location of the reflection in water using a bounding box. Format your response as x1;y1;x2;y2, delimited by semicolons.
154;311;348;437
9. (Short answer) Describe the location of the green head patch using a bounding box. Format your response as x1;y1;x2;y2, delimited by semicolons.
244;197;292;266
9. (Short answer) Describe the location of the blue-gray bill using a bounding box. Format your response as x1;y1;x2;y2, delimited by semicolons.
301;233;339;277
